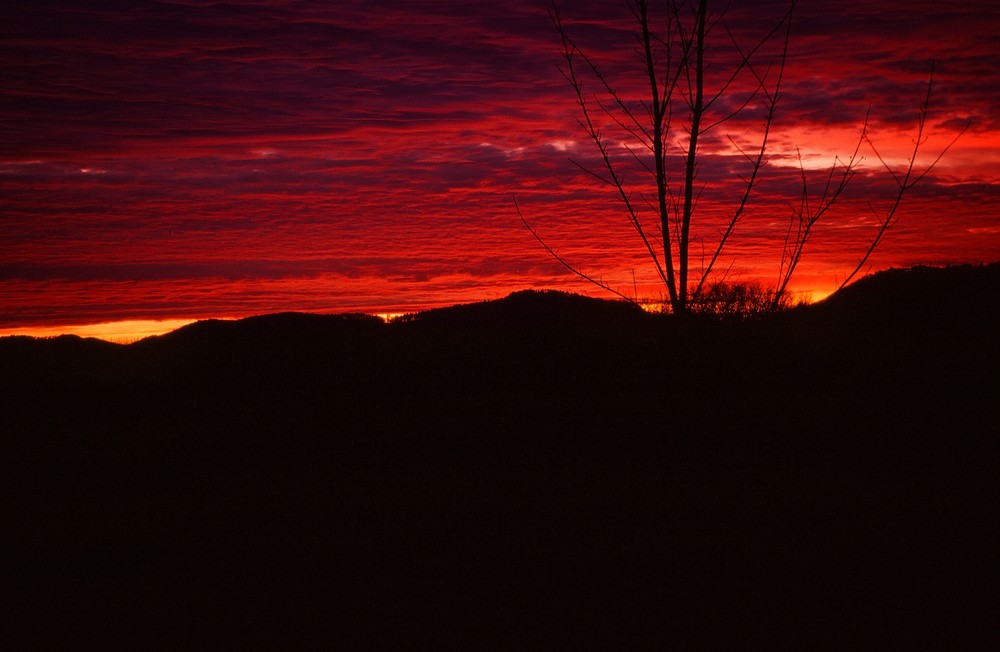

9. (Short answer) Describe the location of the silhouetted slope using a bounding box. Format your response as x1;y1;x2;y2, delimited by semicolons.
2;264;997;648
817;262;1000;321
774;262;999;392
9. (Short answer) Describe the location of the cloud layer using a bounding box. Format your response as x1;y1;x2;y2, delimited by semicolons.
2;0;998;329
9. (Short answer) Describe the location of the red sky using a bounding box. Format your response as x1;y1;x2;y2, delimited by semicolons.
2;0;998;338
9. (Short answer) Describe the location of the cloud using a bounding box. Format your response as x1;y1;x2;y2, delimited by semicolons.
1;0;997;328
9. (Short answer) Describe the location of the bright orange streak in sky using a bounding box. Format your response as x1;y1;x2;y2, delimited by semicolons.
0;319;198;343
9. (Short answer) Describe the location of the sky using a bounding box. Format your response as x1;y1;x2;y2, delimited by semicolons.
2;0;998;339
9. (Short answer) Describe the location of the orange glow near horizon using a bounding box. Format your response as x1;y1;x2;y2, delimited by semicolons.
0;319;200;343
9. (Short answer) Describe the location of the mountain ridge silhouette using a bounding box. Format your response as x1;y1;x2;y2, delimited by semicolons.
2;262;997;648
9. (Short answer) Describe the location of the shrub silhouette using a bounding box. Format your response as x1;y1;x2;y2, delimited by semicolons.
687;280;799;318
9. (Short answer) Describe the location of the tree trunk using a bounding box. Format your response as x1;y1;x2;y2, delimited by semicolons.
679;0;707;314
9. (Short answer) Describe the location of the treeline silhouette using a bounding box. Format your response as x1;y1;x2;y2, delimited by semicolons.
3;264;997;648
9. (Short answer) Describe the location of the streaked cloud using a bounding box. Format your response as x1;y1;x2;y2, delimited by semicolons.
1;0;997;331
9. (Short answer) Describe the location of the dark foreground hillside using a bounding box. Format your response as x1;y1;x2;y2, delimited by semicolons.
3;264;998;648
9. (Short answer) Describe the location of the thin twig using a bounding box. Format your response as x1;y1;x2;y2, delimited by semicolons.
516;196;634;302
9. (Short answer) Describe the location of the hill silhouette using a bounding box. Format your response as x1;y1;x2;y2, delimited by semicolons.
3;263;997;648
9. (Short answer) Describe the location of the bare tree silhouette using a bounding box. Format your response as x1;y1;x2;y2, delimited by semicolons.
519;0;967;315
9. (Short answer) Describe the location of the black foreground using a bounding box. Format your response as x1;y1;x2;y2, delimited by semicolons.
4;264;998;648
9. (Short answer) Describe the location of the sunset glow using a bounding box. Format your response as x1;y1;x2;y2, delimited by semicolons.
3;0;998;340
0;319;197;343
